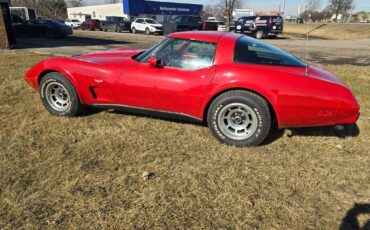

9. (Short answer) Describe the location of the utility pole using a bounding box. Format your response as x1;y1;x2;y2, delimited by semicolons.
348;1;355;23
282;0;286;14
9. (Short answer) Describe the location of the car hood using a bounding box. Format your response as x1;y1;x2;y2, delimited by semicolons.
148;23;162;27
73;47;144;67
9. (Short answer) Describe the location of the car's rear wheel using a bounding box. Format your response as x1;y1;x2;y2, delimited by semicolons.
40;72;83;117
207;90;271;147
132;27;136;34
116;26;122;33
145;28;150;35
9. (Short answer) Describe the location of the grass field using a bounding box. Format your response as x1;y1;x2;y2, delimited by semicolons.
285;23;370;40
0;52;369;229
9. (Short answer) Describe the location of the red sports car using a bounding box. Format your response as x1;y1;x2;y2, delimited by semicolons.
24;31;360;147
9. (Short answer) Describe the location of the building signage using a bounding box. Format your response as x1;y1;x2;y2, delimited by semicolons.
159;7;190;12
123;0;202;16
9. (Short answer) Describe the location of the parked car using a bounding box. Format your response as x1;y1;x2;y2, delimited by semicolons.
217;22;227;32
202;21;225;31
81;19;102;31
131;18;163;35
101;16;132;32
24;31;360;147
163;15;202;34
65;19;81;29
13;19;73;38
235;15;284;39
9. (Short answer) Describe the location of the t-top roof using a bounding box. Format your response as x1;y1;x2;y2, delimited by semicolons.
168;31;229;43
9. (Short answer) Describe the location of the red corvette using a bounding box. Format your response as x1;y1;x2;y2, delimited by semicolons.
24;31;359;146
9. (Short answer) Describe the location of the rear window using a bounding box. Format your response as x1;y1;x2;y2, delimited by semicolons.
234;36;306;67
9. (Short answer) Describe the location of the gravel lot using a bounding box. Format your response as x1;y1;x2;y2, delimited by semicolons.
13;30;370;66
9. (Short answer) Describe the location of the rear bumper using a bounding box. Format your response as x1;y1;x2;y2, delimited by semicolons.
334;112;360;125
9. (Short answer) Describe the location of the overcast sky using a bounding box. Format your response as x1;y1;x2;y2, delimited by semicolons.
82;0;370;16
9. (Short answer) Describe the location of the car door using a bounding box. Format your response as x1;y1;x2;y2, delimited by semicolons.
133;19;141;31
21;20;35;36
138;19;146;31
116;38;217;117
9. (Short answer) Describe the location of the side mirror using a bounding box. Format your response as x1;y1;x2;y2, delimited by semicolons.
148;56;163;68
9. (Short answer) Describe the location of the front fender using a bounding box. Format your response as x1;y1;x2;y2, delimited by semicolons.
24;57;106;104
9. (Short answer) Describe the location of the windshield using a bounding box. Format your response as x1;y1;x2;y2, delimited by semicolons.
72;19;79;22
135;38;170;62
45;20;66;26
145;19;157;24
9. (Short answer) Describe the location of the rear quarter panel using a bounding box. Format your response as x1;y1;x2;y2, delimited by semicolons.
200;63;342;128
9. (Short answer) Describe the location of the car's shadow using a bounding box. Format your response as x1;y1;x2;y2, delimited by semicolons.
83;107;360;144
14;35;133;50
263;124;360;145
340;203;370;230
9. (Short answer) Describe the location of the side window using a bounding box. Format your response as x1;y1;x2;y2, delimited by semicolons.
173;16;182;23
234;36;306;67
155;39;216;70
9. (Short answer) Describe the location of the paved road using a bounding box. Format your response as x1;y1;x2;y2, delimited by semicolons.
12;30;370;66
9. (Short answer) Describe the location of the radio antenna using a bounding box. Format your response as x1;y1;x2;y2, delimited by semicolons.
305;23;327;76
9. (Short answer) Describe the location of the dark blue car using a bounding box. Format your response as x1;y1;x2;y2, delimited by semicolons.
13;19;73;38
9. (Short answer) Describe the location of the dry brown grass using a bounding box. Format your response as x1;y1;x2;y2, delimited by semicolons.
0;52;369;229
285;23;370;40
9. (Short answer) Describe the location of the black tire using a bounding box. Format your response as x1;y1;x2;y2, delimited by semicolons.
132;27;136;34
207;90;271;147
39;72;83;117
145;27;150;35
116;26;122;33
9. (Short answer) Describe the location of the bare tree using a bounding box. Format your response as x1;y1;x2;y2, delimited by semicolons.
218;0;245;29
68;0;84;7
203;4;224;20
306;0;321;11
39;0;67;19
328;0;354;22
11;0;67;19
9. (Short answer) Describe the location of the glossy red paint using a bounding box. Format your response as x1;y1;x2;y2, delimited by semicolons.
24;31;360;128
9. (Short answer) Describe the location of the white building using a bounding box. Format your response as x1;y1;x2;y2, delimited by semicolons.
67;1;203;23
67;3;127;21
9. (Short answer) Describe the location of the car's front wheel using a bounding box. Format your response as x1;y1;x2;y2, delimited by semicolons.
40;72;83;117
145;28;150;35
207;90;271;147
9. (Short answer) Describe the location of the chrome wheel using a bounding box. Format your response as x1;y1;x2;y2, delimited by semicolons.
45;82;70;112
217;103;258;140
